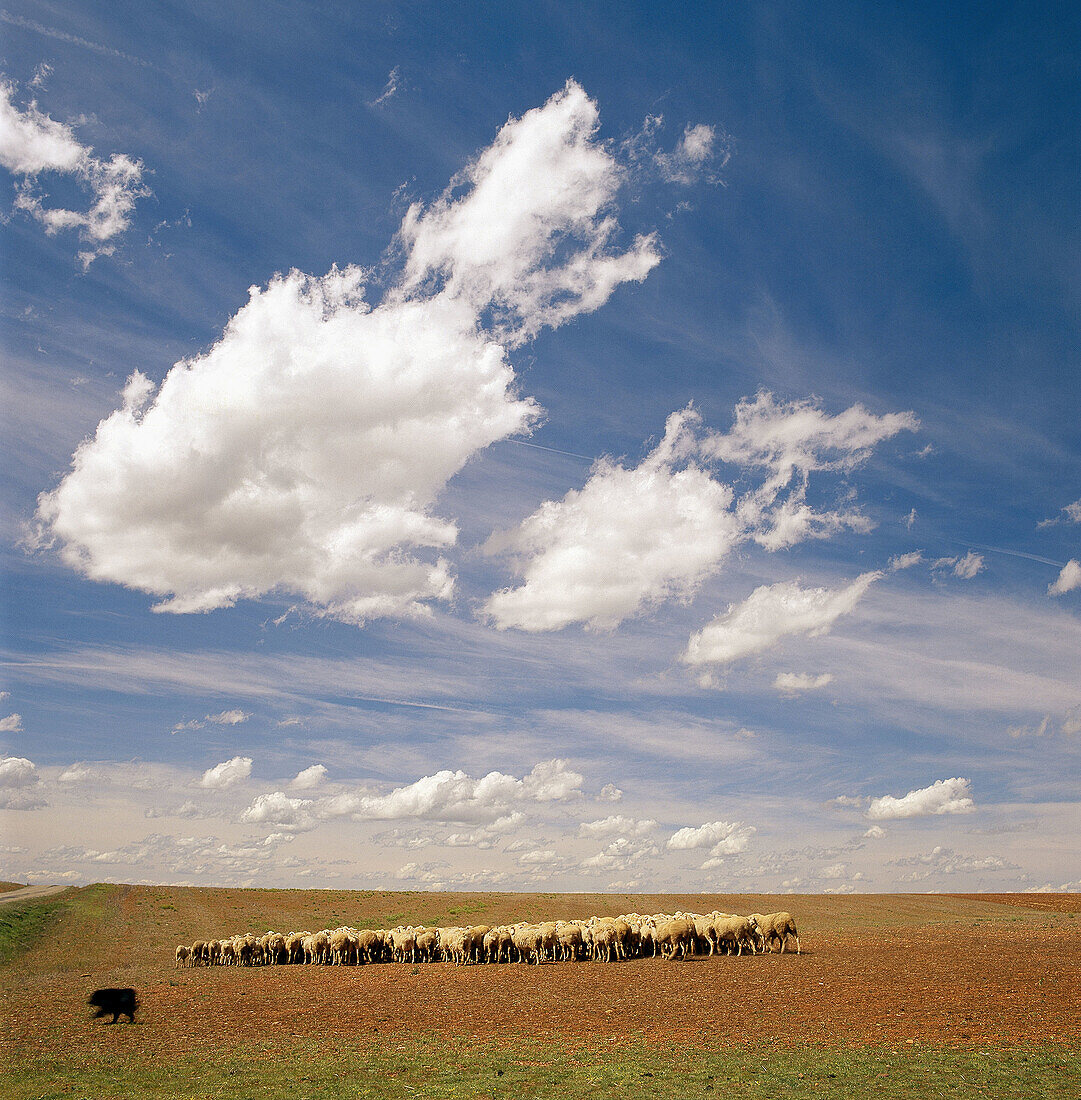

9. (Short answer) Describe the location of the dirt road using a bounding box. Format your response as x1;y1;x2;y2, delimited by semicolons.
0;884;70;907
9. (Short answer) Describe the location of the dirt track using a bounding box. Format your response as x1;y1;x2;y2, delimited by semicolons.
2;887;1079;1054
0;884;70;907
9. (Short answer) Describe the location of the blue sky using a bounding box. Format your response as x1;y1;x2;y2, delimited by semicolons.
1;1;1078;893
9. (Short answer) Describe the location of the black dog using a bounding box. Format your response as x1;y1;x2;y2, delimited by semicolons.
88;987;138;1023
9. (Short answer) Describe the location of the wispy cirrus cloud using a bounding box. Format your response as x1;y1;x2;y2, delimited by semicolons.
773;672;833;695
368;66;400;108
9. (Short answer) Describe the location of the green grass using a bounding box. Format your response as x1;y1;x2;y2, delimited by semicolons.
6;1039;1079;1099
0;896;70;967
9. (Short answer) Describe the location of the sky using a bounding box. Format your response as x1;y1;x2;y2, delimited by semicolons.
1;0;1079;895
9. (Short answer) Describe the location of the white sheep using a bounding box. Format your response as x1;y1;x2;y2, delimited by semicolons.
749;911;800;954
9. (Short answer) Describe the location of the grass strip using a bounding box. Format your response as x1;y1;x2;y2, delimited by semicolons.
0;896;70;968
6;1039;1079;1100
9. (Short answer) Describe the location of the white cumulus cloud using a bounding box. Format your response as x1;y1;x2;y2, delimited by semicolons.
654;122;723;184
0;755;36;787
290;764;327;790
1049;560;1081;597
397;79;660;346
199;756;253;790
485;393;912;633
866;777;975;820
206;708;251;726
322;759;583;824
667;819;755;866
1039;498;1081;527
933;552;985;579
484;409;740;631
33;81;664;625
683;571;881;671
239;791;315;831
0;78;148;266
0;713;24;732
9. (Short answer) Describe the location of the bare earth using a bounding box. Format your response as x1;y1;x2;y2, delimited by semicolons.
1;886;1078;1057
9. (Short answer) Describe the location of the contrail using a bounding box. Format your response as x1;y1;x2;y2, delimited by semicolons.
1;11;154;68
942;539;1064;569
508;438;593;462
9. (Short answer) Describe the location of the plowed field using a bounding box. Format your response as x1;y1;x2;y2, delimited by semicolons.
2;886;1078;1058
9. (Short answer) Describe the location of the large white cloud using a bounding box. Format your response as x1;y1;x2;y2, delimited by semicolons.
397;79;660;346
866;777;975;820
667;819;756;868
667;819;752;852
313;759;583;824
33;81;666;624
0;79;148;266
485;394;913;633
239;791;314;830
0;754;42;810
484;409;740;631
682;571;881;670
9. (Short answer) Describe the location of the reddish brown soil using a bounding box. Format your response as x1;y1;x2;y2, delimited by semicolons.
2;887;1078;1057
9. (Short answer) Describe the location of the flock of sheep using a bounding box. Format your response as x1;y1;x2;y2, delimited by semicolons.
174;909;801;968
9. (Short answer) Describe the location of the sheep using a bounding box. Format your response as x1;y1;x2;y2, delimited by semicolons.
235;934;260;966
555;921;584;961
389;927;417;964
441;927;468;965
486;926;515;963
350;928;376;963
590;918;621;962
465;926;490;965
653;918;695;960
415;927;439;963
285;932;308;965
713;914;757;956
511;923;543;964
181;903;803;972
481;927;501;963
330;928;359;965
262;931;288;965
749;911;800;954
305;930;331;965
537;922;560;963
